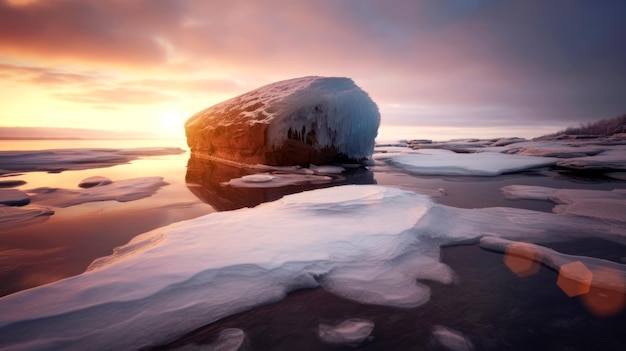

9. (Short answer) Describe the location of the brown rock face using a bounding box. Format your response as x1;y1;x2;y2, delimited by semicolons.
185;76;380;166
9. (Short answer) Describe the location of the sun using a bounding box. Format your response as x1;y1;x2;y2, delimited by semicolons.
158;109;185;133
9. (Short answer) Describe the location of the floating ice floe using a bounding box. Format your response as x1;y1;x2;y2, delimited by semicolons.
228;172;333;188
0;180;26;188
432;325;474;351
0;205;54;231
318;318;374;345
480;237;626;294
555;148;626;172
78;176;113;188
0;189;30;206
28;177;168;207
384;152;558;176
0;185;624;350
0;147;184;174
501;185;626;223
172;328;246;351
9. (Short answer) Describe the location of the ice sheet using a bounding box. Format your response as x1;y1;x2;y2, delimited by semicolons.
386;152;558;176
0;185;625;350
501;185;626;223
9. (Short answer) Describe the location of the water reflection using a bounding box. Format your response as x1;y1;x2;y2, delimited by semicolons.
185;156;376;211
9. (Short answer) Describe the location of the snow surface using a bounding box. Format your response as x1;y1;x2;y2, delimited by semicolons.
78;176;112;188
228;172;333;188
0;188;30;206
318;318;374;345
186;76;380;161
28;177;168;207
383;152;558;176
501;185;626;223
0;205;54;231
432;325;474;351
0;185;625;350
0;147;184;174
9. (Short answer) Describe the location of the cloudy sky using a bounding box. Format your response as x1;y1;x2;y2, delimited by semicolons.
1;0;625;140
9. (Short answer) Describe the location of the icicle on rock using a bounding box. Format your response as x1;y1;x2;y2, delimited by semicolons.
185;76;381;166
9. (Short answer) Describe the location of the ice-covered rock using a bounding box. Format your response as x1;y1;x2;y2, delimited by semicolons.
501;185;626;223
0;189;30;206
318;318;374;345
505;140;605;158
78;176;112;188
432;325;474;351
0;205;54;231
29;177;168;207
185;76;380;166
384;152;558;176
0;147;185;174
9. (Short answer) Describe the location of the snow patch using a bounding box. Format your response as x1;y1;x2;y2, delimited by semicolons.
318;318;374;345
386;152;558;176
0;205;54;231
432;325;474;351
0;189;30;206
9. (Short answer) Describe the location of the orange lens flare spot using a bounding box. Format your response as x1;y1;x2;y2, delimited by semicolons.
557;261;593;297
581;268;626;317
503;242;541;278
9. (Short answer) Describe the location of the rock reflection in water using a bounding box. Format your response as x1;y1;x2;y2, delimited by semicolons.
185;156;376;211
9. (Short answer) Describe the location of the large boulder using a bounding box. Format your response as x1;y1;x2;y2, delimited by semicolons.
185;76;380;166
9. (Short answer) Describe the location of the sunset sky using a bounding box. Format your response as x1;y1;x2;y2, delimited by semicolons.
1;0;625;141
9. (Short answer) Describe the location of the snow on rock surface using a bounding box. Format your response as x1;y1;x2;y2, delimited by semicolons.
318;318;374;345
501;185;626;223
432;325;474;351
29;177;168;207
383;152;558;176
555;148;626;171
0;147;185;174
0;189;30;206
185;76;380;166
0;205;54;231
0;185;625;350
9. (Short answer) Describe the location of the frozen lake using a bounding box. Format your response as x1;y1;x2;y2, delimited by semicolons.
0;137;625;350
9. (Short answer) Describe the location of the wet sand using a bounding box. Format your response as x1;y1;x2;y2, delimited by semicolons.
154;240;626;351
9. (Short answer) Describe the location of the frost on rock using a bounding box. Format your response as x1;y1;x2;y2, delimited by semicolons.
318;318;374;345
185;76;380;166
29;177;168;207
1;185;625;350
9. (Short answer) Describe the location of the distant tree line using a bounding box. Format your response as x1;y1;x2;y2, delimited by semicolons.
546;114;626;138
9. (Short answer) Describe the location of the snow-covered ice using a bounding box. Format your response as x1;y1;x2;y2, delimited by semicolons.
383;152;558;176
78;176;112;188
0;205;54;231
556;148;626;171
501;185;626;223
0;189;30;206
0;185;625;350
480;237;626;294
0;147;184;174
28;177;168;207
318;318;374;345
432;325;474;351
228;172;333;188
